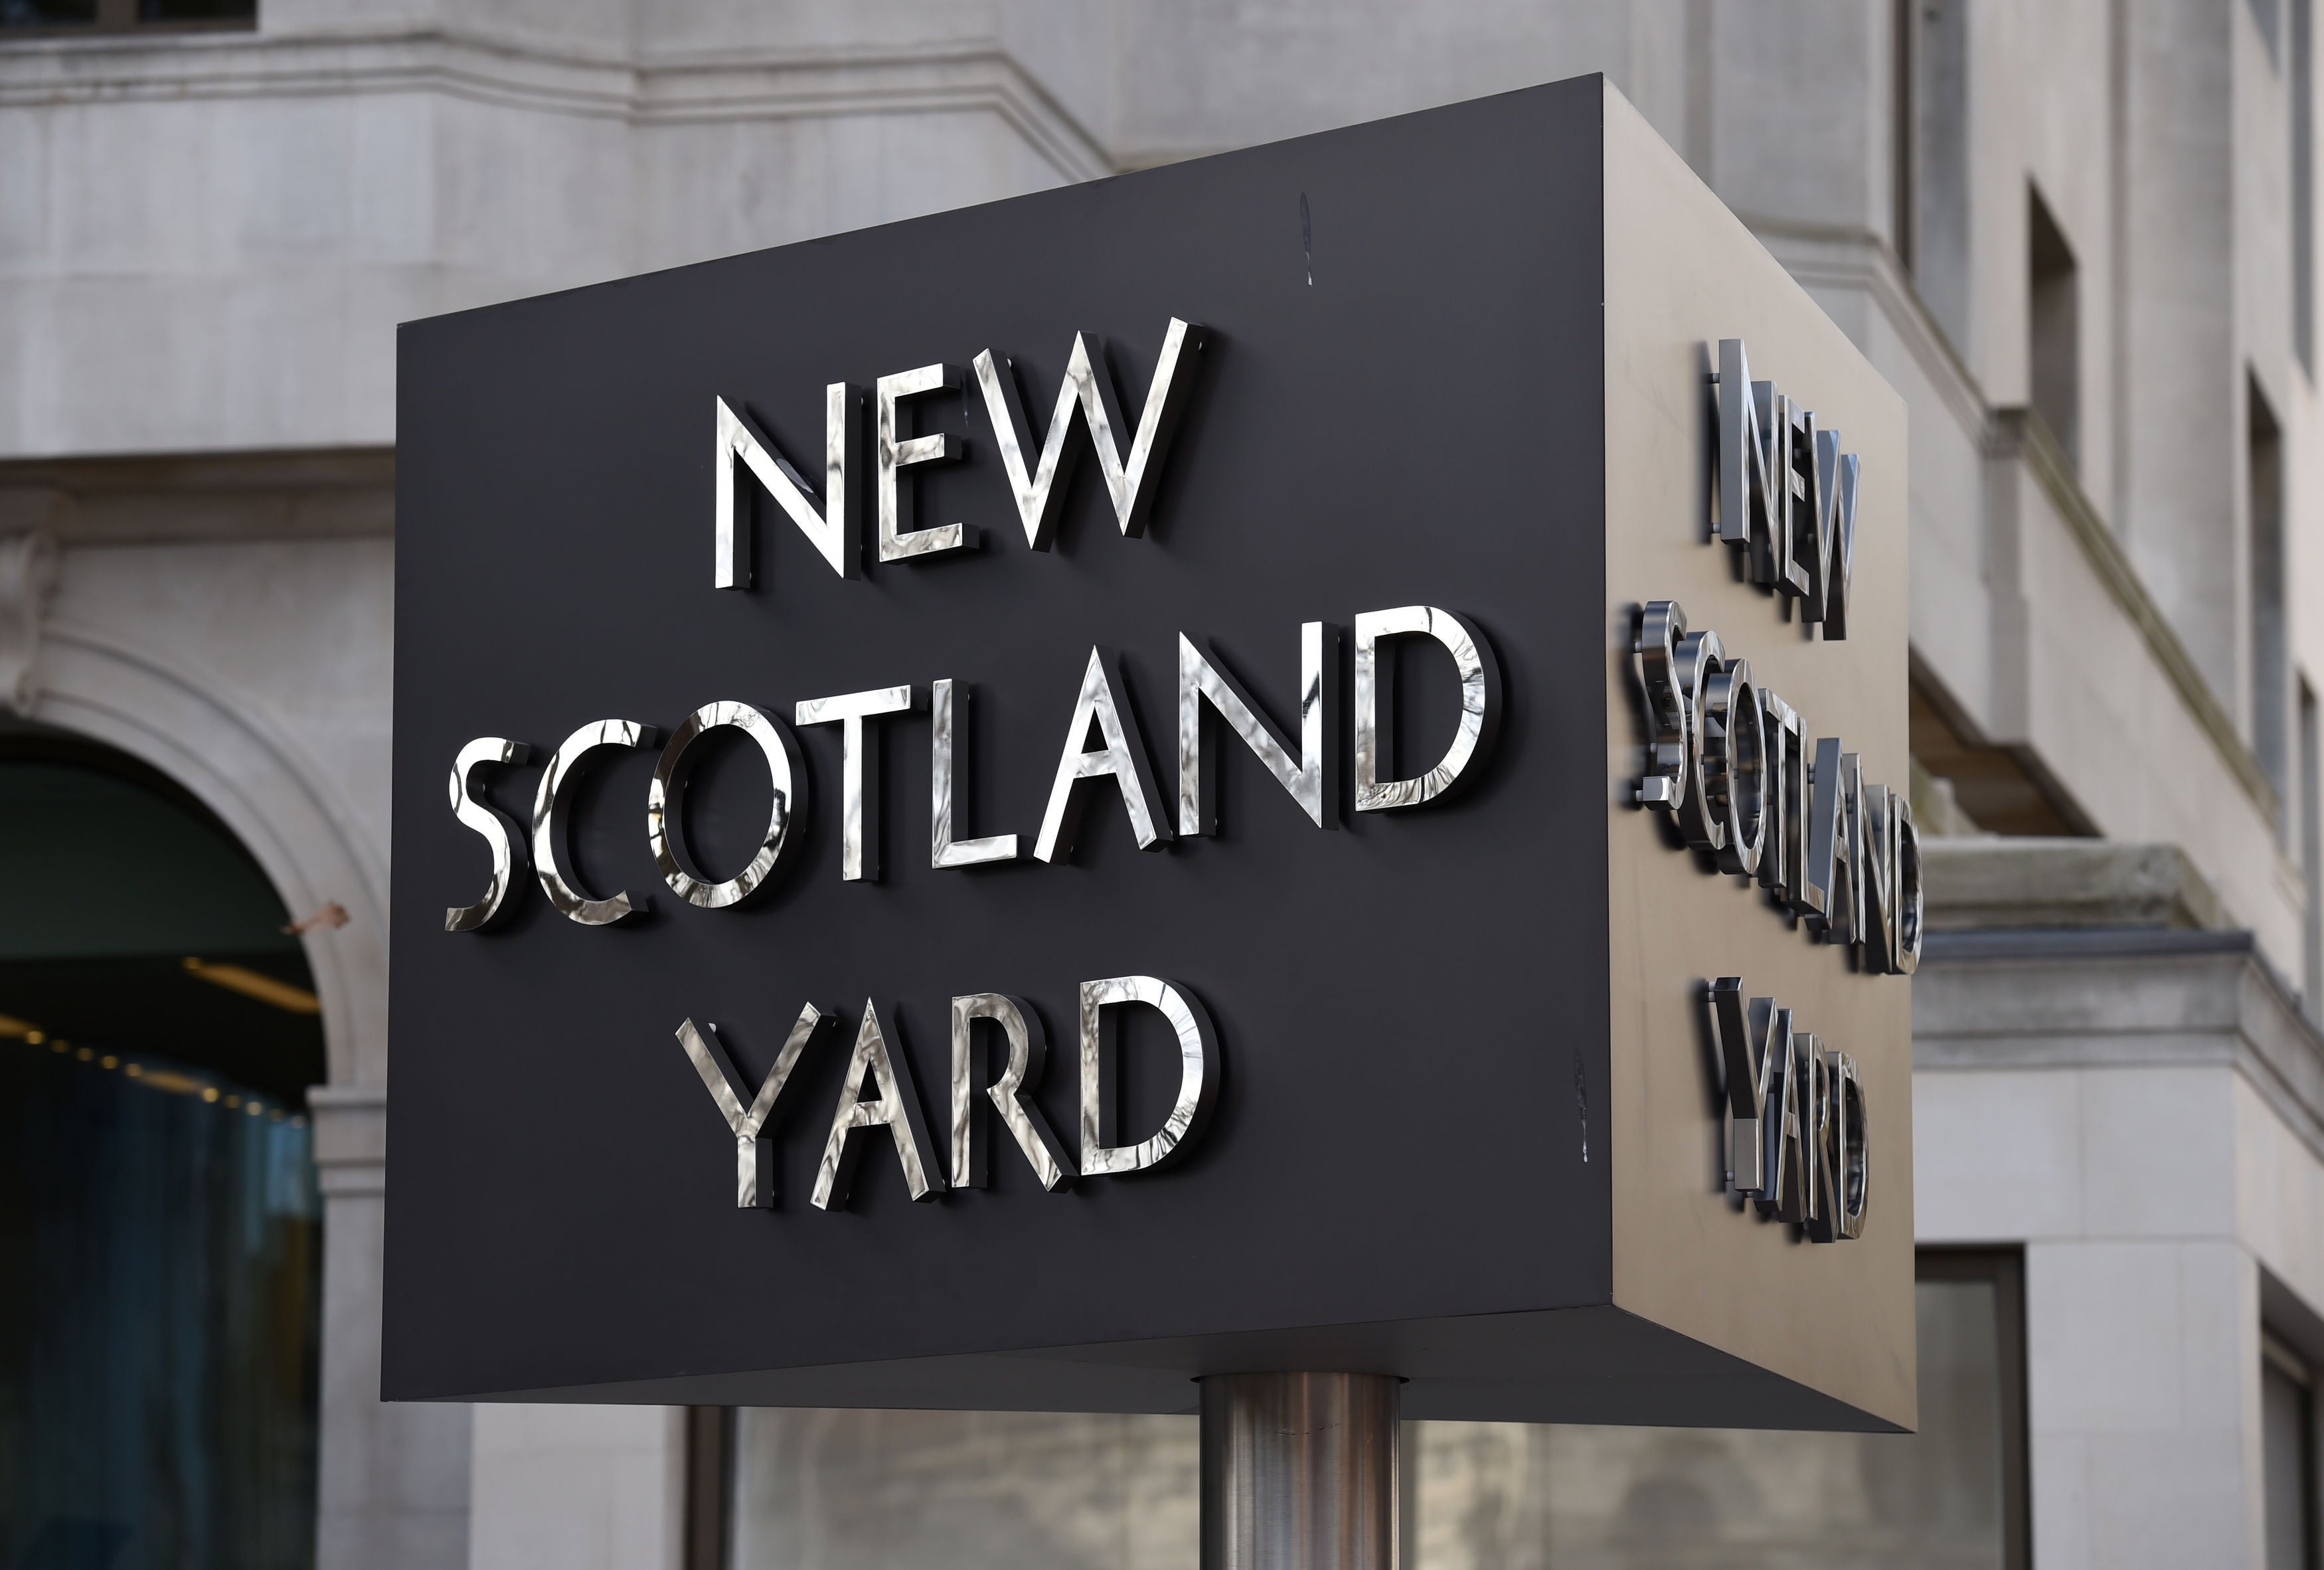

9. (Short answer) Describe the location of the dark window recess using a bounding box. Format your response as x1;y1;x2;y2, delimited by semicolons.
2297;0;2315;375
0;0;251;29
2302;680;2321;1023
2254;375;2290;826
2262;1335;2319;1570
2258;0;2287;70
2029;186;2081;470
1895;0;1972;355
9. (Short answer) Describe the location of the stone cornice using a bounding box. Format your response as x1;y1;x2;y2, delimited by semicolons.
1917;928;2324;1170
0;28;1114;185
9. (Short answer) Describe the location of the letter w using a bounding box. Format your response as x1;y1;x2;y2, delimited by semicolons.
971;318;1205;551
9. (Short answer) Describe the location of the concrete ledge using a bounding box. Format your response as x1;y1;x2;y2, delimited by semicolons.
1923;837;2227;931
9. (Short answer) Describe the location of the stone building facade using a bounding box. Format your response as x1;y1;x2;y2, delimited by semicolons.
3;3;2321;1568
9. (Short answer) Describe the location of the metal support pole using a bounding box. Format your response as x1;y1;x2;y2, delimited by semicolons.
1199;1373;1400;1570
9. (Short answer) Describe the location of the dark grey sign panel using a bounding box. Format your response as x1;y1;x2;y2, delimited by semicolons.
384;74;1914;1429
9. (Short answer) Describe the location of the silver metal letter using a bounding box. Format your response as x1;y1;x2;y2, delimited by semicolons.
1894;800;1924;975
1833;1051;1868;1238
1177;624;1339;835
812;1001;945;1210
446;737;530;932
950;994;1074;1191
1813;432;1860;640
931;678;1019;869
1034;648;1172;862
1807;743;1864;947
647;701;807;907
1803;1041;1840;1240
1753;1006;1801;1221
1705;657;1766;877
794;686;916;882
1668;630;1728;853
1756;689;1805;906
714;387;859;588
1078;976;1220;1177
1633;600;1690;810
876;364;971;562
1352;606;1501;812
533;719;659;925
1772;398;1813;599
1716;339;1783;584
971;317;1206;550
1859;782;1900;970
676;1009;829;1207
1708;978;1775;1194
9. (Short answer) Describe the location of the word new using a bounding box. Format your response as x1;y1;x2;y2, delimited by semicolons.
443;606;1499;930
715;316;1204;587
1708;978;1868;1240
1633;600;1922;974
1712;337;1862;639
675;978;1216;1213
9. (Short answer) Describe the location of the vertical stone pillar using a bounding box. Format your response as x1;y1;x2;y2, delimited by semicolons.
311;1085;474;1570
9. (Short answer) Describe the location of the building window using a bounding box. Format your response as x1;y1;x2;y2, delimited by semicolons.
715;1250;2030;1570
2297;0;2315;376
1894;0;1973;355
2254;375;2290;822
2029;187;2081;469
0;0;253;33
2260;0;2287;70
2264;1335;2319;1570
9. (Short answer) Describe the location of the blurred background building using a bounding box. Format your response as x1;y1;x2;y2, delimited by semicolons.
0;2;2319;1568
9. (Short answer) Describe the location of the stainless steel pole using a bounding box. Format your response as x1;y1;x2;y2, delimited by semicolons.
1199;1373;1400;1570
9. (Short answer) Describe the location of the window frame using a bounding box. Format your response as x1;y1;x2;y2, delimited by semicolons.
0;0;255;39
1918;1246;2033;1570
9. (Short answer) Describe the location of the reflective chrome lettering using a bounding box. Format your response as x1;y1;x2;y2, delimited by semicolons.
795;686;916;882
1634;600;1691;810
812;1001;945;1209
876;365;971;562
1806;740;1863;945
1034;648;1172;862
1177;623;1339;835
950;993;1074;1191
1705;655;1765;877
1833;1052;1869;1238
1716;339;1784;587
714;387;859;588
931;678;1020;869
445;737;530;932
1709;978;1774;1193
1078;976;1220;1176
1668;629;1727;852
648;701;807;907
1894;802;1924;975
1353;606;1501;812
1756;691;1805;906
1755;1005;1801;1221
1816;434;1860;639
1858;782;1901;970
533;719;659;924
1772;398;1814;599
676;1009;829;1207
1801;1039;1839;1240
972;317;1205;551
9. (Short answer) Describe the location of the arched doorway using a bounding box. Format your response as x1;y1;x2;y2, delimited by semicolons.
0;718;323;1570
